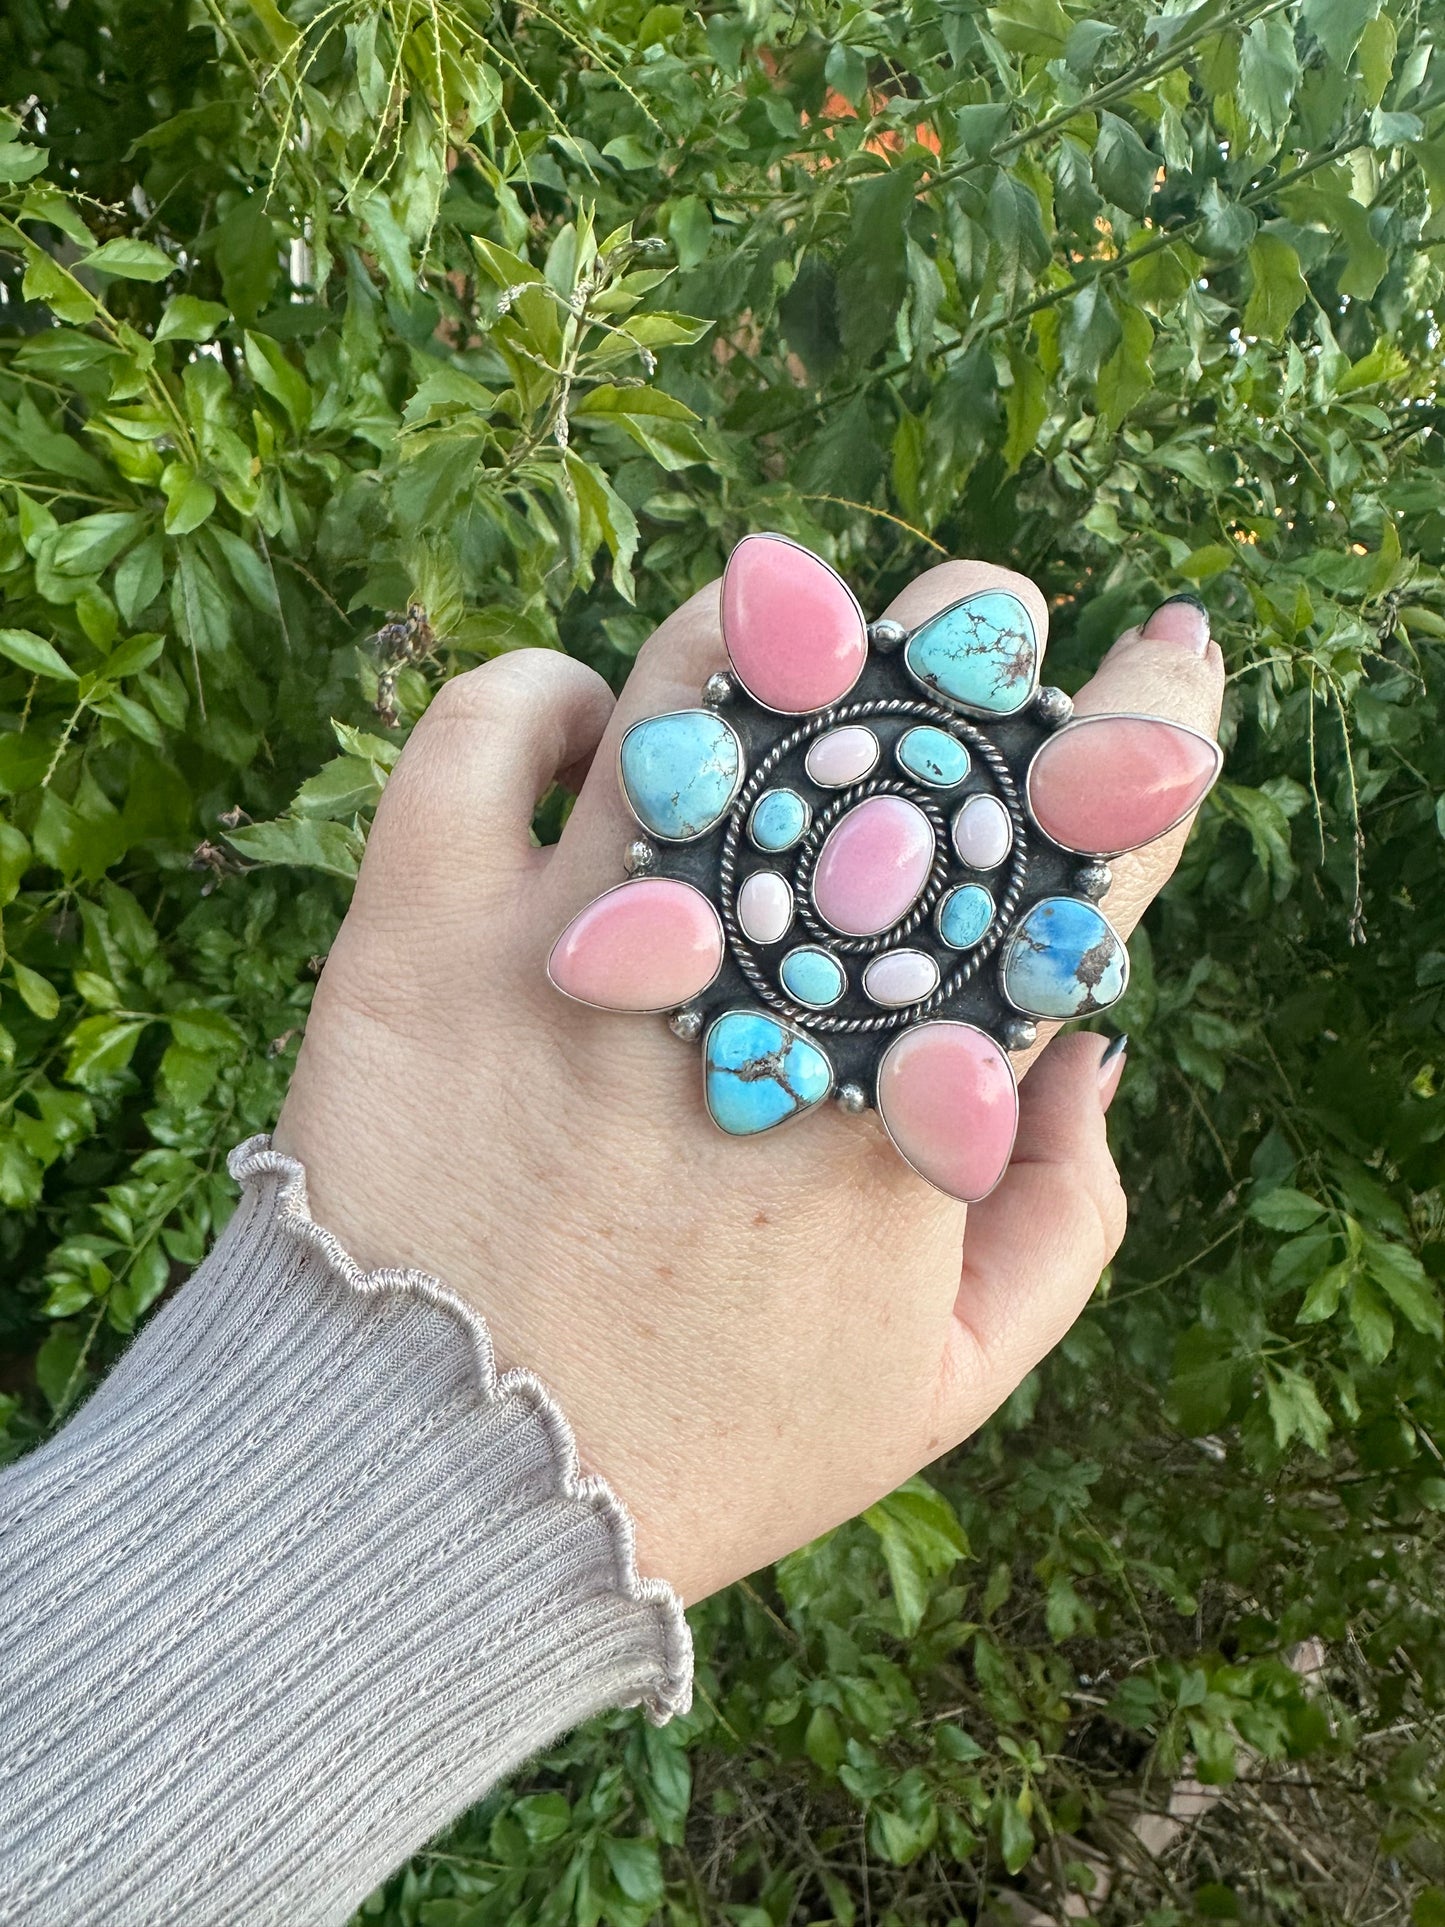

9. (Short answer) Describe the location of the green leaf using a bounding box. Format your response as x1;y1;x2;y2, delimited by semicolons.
290;756;386;820
161;465;217;535
1302;0;1377;67
101;632;165;681
10;961;60;1020
1238;14;1301;145
1359;9;1396;104
243;0;300;53
1298;1261;1352;1323
0;628;76;680
863;1476;969;1634
1365;1235;1443;1338
1097;302;1154;430
64;1014;148;1087
243;331;311;431
1265;1364;1332;1453
224;816;365;879
82;238;174;282
0;143;49;182
1348;1275;1394;1364
155;295;230;343
1093;111;1157;217
50;511;146;578
114;536;165;625
1242;235;1309;341
997;1793;1034;1874
836;165;920;366
601;1836;663;1908
35;1326;84;1409
1249;1187;1326;1231
1003;343;1047;473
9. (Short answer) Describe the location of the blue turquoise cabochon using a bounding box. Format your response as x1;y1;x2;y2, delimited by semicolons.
619;708;743;841
999;896;1128;1019
704;1010;833;1134
903;590;1040;716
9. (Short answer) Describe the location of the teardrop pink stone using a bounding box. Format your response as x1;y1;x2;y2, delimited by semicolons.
877;1022;1019;1203
721;534;868;713
1028;714;1221;857
812;796;935;937
548;879;722;1011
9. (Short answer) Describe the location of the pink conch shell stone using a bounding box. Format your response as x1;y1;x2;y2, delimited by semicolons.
876;1021;1019;1203
548;878;722;1011
721;534;868;713
805;725;878;786
738;869;794;944
952;792;1013;870
1028;713;1221;857
811;795;935;938
862;948;940;1007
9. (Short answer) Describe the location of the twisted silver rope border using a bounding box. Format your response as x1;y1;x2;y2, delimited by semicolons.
716;697;1032;1035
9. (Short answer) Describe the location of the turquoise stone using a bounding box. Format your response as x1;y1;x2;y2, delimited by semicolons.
1000;896;1128;1019
620;708;743;842
781;945;846;1009
704;1010;832;1134
749;787;810;853
896;726;970;788
938;883;995;949
903;591;1040;716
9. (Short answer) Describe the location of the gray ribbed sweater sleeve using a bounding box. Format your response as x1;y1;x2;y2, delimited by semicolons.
0;1136;692;1927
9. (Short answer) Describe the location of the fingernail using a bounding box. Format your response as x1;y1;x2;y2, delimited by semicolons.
1141;594;1210;655
1098;1033;1128;1111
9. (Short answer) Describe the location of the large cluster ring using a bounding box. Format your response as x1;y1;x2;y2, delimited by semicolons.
549;536;1221;1203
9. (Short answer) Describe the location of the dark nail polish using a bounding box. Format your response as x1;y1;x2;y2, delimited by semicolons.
1098;1033;1128;1110
1140;596;1210;655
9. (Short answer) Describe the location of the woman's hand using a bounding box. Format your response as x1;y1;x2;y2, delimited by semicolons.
275;561;1222;1603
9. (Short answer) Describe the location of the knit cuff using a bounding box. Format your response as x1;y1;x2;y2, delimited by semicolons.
0;1136;691;1927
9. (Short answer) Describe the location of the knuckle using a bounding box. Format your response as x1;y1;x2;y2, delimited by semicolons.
1088;1161;1129;1264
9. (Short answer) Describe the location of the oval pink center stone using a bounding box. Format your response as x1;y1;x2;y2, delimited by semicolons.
721;533;868;714
548;878;722;1011
812;795;935;937
1028;714;1221;857
877;1021;1019;1203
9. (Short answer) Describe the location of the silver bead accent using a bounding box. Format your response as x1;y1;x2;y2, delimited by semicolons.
836;1082;869;1114
623;838;656;877
668;1007;704;1043
701;670;736;708
868;619;908;653
1034;685;1073;726
1075;861;1112;901
1002;1016;1038;1052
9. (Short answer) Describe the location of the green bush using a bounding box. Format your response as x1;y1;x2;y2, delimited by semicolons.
3;0;1444;1917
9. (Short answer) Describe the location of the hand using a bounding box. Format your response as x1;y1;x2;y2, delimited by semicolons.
275;561;1223;1603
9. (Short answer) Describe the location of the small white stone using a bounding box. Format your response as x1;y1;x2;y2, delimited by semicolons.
863;948;940;1007
805;725;879;787
738;869;794;944
952;793;1013;870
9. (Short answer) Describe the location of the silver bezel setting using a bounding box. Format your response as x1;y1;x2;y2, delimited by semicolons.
779;943;848;1011
546;878;725;1014
1022;711;1225;859
700;1006;835;1136
996;895;1131;1021
720;531;869;718
616;705;746;846
874;1020;1020;1202
900;591;1043;721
